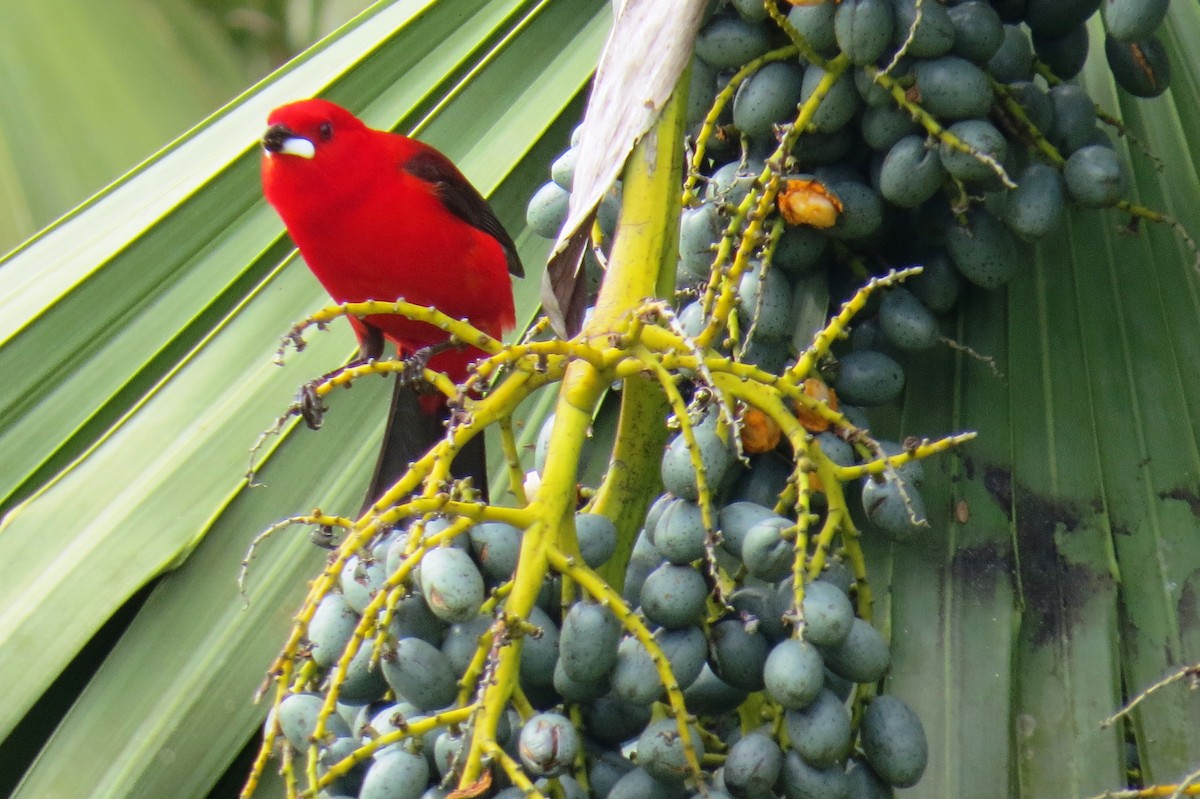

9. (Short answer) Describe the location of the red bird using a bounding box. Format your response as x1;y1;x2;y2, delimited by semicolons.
261;98;523;510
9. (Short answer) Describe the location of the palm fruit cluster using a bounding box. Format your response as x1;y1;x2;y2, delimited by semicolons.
527;0;1180;561
248;2;1183;799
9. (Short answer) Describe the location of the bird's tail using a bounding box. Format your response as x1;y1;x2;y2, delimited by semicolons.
359;376;487;515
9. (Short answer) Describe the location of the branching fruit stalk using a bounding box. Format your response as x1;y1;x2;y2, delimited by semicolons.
456;66;689;792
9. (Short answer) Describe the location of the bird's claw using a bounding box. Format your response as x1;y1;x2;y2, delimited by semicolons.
405;345;437;380
293;341;448;429
297;380;329;430
402;343;456;394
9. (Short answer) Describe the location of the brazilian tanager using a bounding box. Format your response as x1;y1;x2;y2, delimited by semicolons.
261;99;523;510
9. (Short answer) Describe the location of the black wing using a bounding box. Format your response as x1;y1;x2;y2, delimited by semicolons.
404;148;525;278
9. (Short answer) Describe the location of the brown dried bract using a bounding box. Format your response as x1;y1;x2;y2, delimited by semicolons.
777;179;843;229
449;769;493;799
1131;43;1159;91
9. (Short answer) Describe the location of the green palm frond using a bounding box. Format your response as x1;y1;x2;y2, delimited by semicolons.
0;2;610;796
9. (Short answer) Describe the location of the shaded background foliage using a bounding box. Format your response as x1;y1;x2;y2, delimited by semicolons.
0;0;371;256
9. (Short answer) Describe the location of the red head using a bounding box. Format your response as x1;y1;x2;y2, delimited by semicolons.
261;99;382;216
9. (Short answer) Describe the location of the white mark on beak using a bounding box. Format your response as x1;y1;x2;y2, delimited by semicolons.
277;136;315;159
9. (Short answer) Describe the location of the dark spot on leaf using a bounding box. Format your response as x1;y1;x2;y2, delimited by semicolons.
982;465;1013;521
1158;486;1200;519
1178;576;1199;635
974;462;1110;646
950;542;1014;594
1012;482;1109;646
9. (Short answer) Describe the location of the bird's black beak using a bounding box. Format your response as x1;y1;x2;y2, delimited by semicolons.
262;124;292;153
262;124;315;159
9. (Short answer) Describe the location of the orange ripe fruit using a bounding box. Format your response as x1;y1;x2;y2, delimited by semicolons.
741;406;782;454
777;179;843;228
795;377;840;433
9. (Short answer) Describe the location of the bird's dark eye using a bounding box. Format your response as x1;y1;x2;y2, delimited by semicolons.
318;121;333;142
